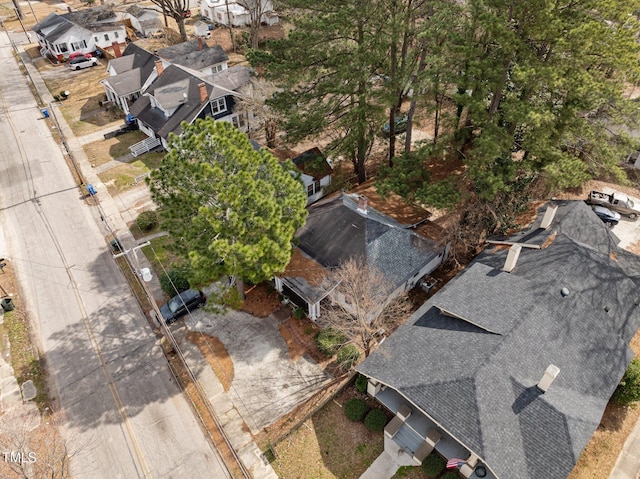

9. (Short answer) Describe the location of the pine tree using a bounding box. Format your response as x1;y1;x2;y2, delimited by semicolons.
251;0;389;183
149;119;308;296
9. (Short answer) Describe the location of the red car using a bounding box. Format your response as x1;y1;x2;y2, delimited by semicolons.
68;51;92;60
183;9;192;18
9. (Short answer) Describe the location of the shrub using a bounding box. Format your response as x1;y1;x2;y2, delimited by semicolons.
293;307;305;320
160;269;190;297
223;287;243;310
344;398;369;422
421;453;446;476
136;210;158;232
441;472;460;479
613;358;640;405
315;328;346;356
355;373;368;393
364;408;387;432
337;344;360;370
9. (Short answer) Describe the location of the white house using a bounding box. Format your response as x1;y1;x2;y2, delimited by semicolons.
32;7;126;61
119;6;163;38
276;193;449;320
200;0;277;27
32;13;96;61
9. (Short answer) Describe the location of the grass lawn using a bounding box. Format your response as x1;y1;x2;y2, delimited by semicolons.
98;152;164;194
271;387;384;479
83;131;149;166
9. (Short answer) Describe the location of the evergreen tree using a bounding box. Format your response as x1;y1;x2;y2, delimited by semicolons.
149;119;308;296
251;0;389;183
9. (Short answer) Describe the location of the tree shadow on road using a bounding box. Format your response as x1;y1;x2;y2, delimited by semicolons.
43;250;205;432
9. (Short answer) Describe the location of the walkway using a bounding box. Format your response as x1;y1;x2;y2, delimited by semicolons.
76;123;123;145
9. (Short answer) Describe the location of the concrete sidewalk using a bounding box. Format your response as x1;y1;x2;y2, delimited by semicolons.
609;419;640;479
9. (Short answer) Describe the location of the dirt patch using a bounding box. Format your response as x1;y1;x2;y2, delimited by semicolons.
165;350;245;477
240;283;281;317
185;332;234;392
278;317;324;363
569;402;639;479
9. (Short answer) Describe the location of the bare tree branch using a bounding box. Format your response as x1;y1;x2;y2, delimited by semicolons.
317;258;412;357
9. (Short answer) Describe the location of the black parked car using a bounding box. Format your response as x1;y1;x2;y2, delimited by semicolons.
160;289;206;324
592;205;621;227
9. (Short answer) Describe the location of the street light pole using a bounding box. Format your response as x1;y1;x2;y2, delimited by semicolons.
113;241;151;281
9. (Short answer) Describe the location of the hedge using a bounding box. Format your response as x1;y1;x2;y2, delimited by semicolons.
364;409;387;432
421;453;446;476
159;269;190;297
355;374;368;393
344;398;369;422
136;210;158;232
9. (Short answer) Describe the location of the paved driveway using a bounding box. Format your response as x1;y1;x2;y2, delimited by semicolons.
184;308;332;434
597;186;640;251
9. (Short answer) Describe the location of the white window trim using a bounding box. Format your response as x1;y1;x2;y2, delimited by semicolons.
211;97;227;114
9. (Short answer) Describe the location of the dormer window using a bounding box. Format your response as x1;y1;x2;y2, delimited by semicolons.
211;97;226;114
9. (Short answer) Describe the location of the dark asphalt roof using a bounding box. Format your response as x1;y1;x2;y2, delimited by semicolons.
296;194;444;290
129;64;211;139
357;200;640;479
157;40;228;71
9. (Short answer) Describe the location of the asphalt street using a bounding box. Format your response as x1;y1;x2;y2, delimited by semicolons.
0;31;229;479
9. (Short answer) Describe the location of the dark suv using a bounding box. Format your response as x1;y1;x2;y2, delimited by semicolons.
160;289;206;324
69;56;98;70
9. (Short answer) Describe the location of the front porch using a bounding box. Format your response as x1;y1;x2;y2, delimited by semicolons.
369;382;494;479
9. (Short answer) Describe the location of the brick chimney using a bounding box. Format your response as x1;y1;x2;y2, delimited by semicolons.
357;195;368;214
155;59;164;76
197;36;203;51
111;41;121;58
198;82;207;103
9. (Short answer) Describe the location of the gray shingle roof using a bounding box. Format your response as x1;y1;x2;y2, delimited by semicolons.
31;13;77;43
357;200;640;479
296;194;444;291
102;44;158;96
203;65;251;99
157;40;228;71
129;64;211;139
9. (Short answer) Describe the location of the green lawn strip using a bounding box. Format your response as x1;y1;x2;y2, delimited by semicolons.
98;154;163;194
115;257;152;313
142;236;185;282
3;309;49;411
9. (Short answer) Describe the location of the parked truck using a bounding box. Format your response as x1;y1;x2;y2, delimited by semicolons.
586;190;640;218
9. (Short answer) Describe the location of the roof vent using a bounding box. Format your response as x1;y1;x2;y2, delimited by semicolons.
502;244;521;273
561;287;569;297
537;364;560;393
540;204;558;229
